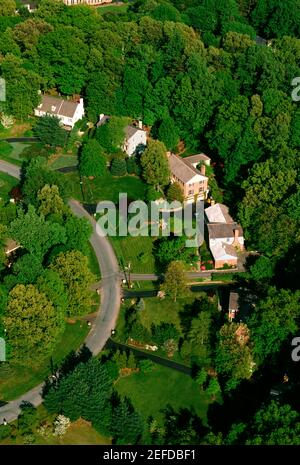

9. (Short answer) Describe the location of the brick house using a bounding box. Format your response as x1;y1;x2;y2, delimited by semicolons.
205;203;244;269
167;152;210;203
34;95;85;130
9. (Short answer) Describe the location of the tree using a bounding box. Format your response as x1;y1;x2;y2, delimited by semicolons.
162;406;208;445
156;236;196;267
96;116;128;153
44;358;113;434
206;377;221;401
33;115;67;147
161;261;188;302
10;206;66;260
215;322;255;386
12;253;44;285
79;139;107;177
195;368;208;389
50;250;95;316
64;215;93;255
141;140;170;190
157;116;179;151
0;0;16;16
166;182;184;203
37;269;68;316
22;157;67;207
249;288;300;363
110;158;127;177
151;322;179;345
111;397;144;445
37;184;65;217
4;284;65;363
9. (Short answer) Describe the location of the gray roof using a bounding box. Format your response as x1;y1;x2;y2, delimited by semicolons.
125;125;141;139
205;203;234;224
37;95;79;119
169;153;207;183
207;223;243;239
183;153;211;164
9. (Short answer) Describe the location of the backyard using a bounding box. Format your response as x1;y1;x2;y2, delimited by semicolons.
115;365;213;426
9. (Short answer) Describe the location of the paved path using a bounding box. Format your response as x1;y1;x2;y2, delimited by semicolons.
0;161;121;423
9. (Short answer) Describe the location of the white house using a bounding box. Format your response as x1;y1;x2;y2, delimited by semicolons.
34;95;85;130
205;203;244;269
122;123;147;156
97;114;147;156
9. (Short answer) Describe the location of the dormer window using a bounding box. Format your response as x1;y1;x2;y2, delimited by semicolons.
51;106;56;112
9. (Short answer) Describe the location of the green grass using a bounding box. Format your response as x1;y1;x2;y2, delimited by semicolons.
133;280;159;290
115;365;212;424
98;4;128;14
0;405;112;445
138;295;191;332
0;321;89;401
110;235;156;274
48;154;78;170
65;171;147;203
0;172;19;201
86;242;101;280
211;272;236;282
0;141;32;166
0;120;33;139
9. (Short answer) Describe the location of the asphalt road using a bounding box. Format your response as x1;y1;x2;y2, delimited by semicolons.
0;161;121;423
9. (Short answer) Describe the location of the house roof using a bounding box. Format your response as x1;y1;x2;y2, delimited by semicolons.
183;153;211;165
210;242;237;261
168;153;208;184
205;203;234;224
37;95;80;119
125;125;143;139
229;292;239;311
207;223;243;239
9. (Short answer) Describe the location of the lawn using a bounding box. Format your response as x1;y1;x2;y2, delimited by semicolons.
110;235;156;274
98;4;129;15
0;172;19;201
0;120;33;139
48;153;78;170
0;320;89;401
0;405;112;445
0;141;40;166
86;242;101;279
65;172;147;204
115;365;212;425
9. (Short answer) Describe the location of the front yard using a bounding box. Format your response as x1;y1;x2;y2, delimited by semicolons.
0;321;89;401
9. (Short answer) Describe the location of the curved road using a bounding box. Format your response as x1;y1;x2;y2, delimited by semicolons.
0;160;121;423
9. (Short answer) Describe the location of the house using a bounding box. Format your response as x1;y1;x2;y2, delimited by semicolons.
122;123;147;156
167;152;210;203
97;114;147;156
34;95;85;130
63;0;112;5
205;203;244;269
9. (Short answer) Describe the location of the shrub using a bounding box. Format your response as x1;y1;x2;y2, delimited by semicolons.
111;158;127;176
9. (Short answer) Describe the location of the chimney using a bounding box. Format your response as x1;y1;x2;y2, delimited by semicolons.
200;164;206;176
234;228;239;239
210;198;215;206
138;120;143;129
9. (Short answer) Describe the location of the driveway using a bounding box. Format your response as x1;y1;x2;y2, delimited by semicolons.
0;161;121;423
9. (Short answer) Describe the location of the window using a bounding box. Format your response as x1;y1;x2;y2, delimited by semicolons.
188;190;194;195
